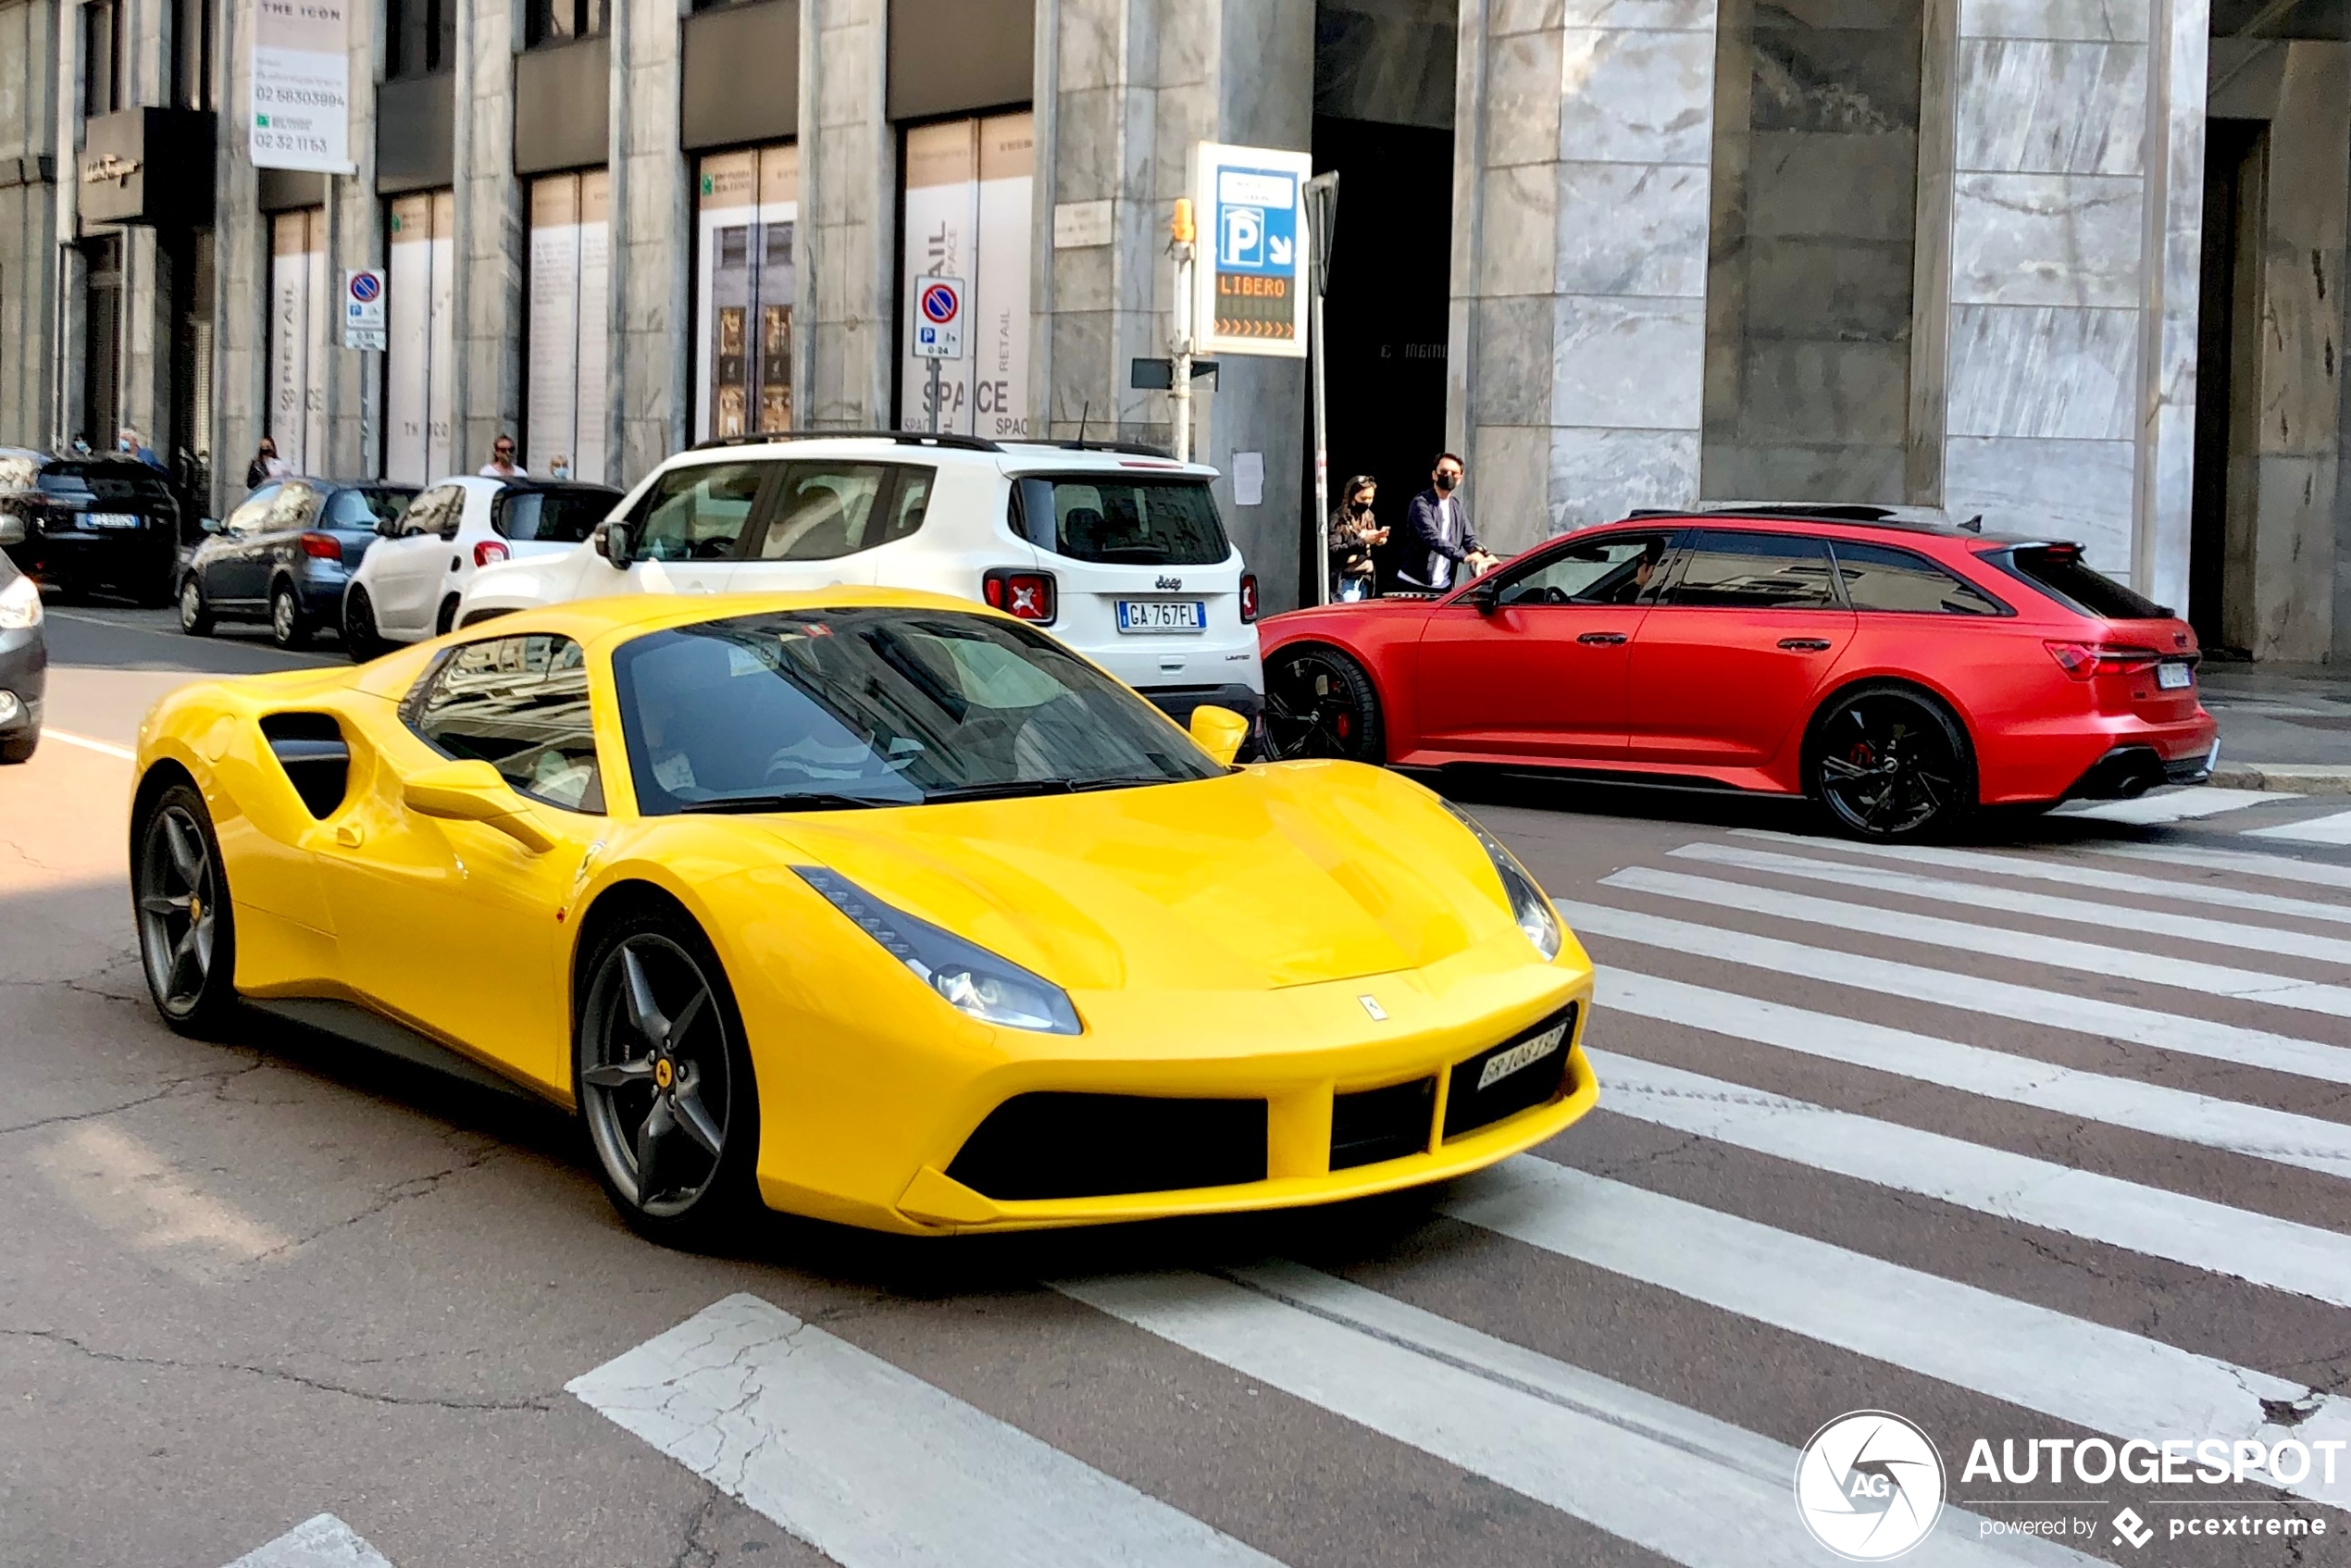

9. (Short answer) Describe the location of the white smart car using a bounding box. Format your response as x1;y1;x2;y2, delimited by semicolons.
340;474;623;658
454;432;1264;726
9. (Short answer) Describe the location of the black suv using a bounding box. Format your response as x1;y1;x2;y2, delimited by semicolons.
0;449;182;605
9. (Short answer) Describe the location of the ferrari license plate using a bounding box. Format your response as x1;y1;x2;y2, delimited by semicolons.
1477;1021;1568;1090
1116;599;1205;633
2157;661;2194;690
83;512;140;529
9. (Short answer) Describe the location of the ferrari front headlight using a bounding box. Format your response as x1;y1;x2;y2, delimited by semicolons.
795;866;1083;1035
0;574;42;630
1441;800;1562;961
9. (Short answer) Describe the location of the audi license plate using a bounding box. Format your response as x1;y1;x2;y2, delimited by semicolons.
83;512;140;529
1116;599;1205;633
2157;661;2194;691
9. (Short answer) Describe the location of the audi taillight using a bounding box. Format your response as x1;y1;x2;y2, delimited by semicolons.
473;540;510;568
297;531;342;562
1239;572;1259;623
981;567;1056;624
2046;641;2160;680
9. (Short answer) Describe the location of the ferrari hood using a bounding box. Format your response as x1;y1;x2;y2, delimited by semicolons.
757;764;1513;993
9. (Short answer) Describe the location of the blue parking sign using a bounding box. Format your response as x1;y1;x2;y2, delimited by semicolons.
1193;144;1312;355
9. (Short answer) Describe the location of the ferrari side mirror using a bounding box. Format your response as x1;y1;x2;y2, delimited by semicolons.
595;521;634;567
401;760;556;853
1188;704;1250;768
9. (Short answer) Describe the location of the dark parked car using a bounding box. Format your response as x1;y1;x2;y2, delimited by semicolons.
0;535;46;763
0;449;181;605
179;478;417;649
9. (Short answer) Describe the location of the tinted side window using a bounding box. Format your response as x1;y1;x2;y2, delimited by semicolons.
266;484;323;531
878;468;932;546
403;486;463;537
1832;541;2005;616
1667;531;1839;610
498;489;616;543
632;461;770;562
323;488;416;529
753;464;889;561
1497;533;1671;607
1998;545;2168;620
404;633;604;812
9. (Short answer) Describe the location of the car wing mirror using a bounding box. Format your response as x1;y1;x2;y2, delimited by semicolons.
1188;703;1250;768
400;760;556;853
375;516;403;537
199;515;226;535
0;516;23;547
594;520;634;567
1466;579;1501;615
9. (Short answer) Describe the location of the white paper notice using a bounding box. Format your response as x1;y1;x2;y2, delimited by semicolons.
1233;450;1265;506
251;0;353;173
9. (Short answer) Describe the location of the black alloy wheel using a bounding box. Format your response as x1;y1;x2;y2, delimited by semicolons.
133;785;240;1033
269;582;311;650
436;595;460;638
178;575;213;636
1263;646;1385;763
576;914;759;1242
1809;685;1974;841
342;586;385;662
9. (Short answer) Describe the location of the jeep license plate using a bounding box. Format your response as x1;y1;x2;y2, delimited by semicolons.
1116;599;1205;633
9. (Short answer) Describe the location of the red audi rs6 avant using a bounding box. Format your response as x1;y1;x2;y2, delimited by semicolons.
1259;506;2219;840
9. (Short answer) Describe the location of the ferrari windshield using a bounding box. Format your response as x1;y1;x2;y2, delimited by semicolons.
611;607;1225;814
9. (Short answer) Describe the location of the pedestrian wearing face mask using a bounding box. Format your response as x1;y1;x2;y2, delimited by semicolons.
546;454;572;481
118;428;165;469
1403;452;1499;591
245;438;290;488
1328;475;1385;603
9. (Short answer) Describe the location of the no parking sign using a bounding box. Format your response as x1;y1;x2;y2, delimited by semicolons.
342;268;387;350
912;274;964;360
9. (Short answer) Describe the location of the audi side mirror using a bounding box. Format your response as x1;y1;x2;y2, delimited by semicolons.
595;521;634;567
1466;579;1501;615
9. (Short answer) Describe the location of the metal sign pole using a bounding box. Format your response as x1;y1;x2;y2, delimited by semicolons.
1304;172;1339;606
1170;200;1196;466
927;357;941;435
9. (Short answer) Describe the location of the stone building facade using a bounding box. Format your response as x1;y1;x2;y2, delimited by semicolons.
4;0;2347;649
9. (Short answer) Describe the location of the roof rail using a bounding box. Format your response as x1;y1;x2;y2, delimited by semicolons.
1625;503;1915;524
687;429;1004;454
1029;439;1177;460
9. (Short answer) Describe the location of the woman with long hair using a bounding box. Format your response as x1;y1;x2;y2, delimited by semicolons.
1329;474;1386;603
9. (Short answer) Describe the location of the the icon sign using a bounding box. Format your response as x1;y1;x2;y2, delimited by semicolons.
1793;1411;1946;1561
342;268;387;351
1191;143;1311;359
911;274;964;360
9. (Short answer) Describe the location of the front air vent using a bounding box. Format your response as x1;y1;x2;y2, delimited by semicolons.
946;1092;1267;1201
1443;1002;1579;1141
259;713;351;818
1329;1076;1436;1170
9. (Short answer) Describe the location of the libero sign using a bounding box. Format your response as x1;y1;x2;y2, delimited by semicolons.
251;0;353;173
1189;142;1311;360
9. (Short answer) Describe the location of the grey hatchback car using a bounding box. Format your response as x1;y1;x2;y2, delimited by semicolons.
179;479;417;649
0;538;46;763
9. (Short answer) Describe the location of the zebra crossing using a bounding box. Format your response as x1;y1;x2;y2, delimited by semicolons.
542;815;2351;1566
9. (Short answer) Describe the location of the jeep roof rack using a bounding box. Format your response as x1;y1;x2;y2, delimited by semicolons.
687;429;1004;454
1014;439;1178;460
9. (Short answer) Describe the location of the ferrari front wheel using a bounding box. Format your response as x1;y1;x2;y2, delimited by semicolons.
1263;645;1385;763
576;911;761;1244
133;783;240;1035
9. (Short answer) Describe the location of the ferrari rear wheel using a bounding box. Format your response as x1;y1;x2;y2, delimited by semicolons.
133;784;240;1035
1263;646;1385;763
576;911;760;1243
1808;684;1975;841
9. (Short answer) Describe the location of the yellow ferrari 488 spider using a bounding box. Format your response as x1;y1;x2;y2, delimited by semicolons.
131;590;1597;1243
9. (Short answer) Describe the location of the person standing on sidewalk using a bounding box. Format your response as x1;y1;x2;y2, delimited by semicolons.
1403;453;1499;591
1329;475;1387;603
479;435;526;479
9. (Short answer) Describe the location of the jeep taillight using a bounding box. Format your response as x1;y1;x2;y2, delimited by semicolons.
982;567;1056;624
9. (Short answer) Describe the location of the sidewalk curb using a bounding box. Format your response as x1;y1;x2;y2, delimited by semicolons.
2210;763;2351;794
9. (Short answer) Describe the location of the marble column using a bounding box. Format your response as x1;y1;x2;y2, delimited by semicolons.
1450;0;1717;554
1033;0;1313;611
328;6;386;478
799;0;893;429
0;0;61;448
611;0;690;482
1917;0;2204;591
213;0;267;516
452;0;525;468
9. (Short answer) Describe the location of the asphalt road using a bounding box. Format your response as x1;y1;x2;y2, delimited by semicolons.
7;608;2351;1567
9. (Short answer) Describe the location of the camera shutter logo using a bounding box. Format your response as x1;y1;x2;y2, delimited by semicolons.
1794;1411;1946;1561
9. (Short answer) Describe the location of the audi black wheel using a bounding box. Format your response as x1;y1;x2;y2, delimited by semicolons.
1808;684;1975;841
133;784;240;1034
576;911;760;1244
1263;646;1385;763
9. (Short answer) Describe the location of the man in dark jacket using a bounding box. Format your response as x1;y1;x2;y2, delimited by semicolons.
1403;453;1499;591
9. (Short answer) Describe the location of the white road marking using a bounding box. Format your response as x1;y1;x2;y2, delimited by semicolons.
1587;1049;2351;1310
1599;970;2351;1179
1439;1160;2351;1510
38;1124;294;1280
2089;841;2351;892
1598;865;2351;1020
567;1292;1284;1568
2055;787;2285;824
1061;1265;2092;1566
1729;828;2351;927
2246;809;2351;847
1561;899;2351;1087
224;1513;395;1568
41;728;136;760
1669;840;2351;965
